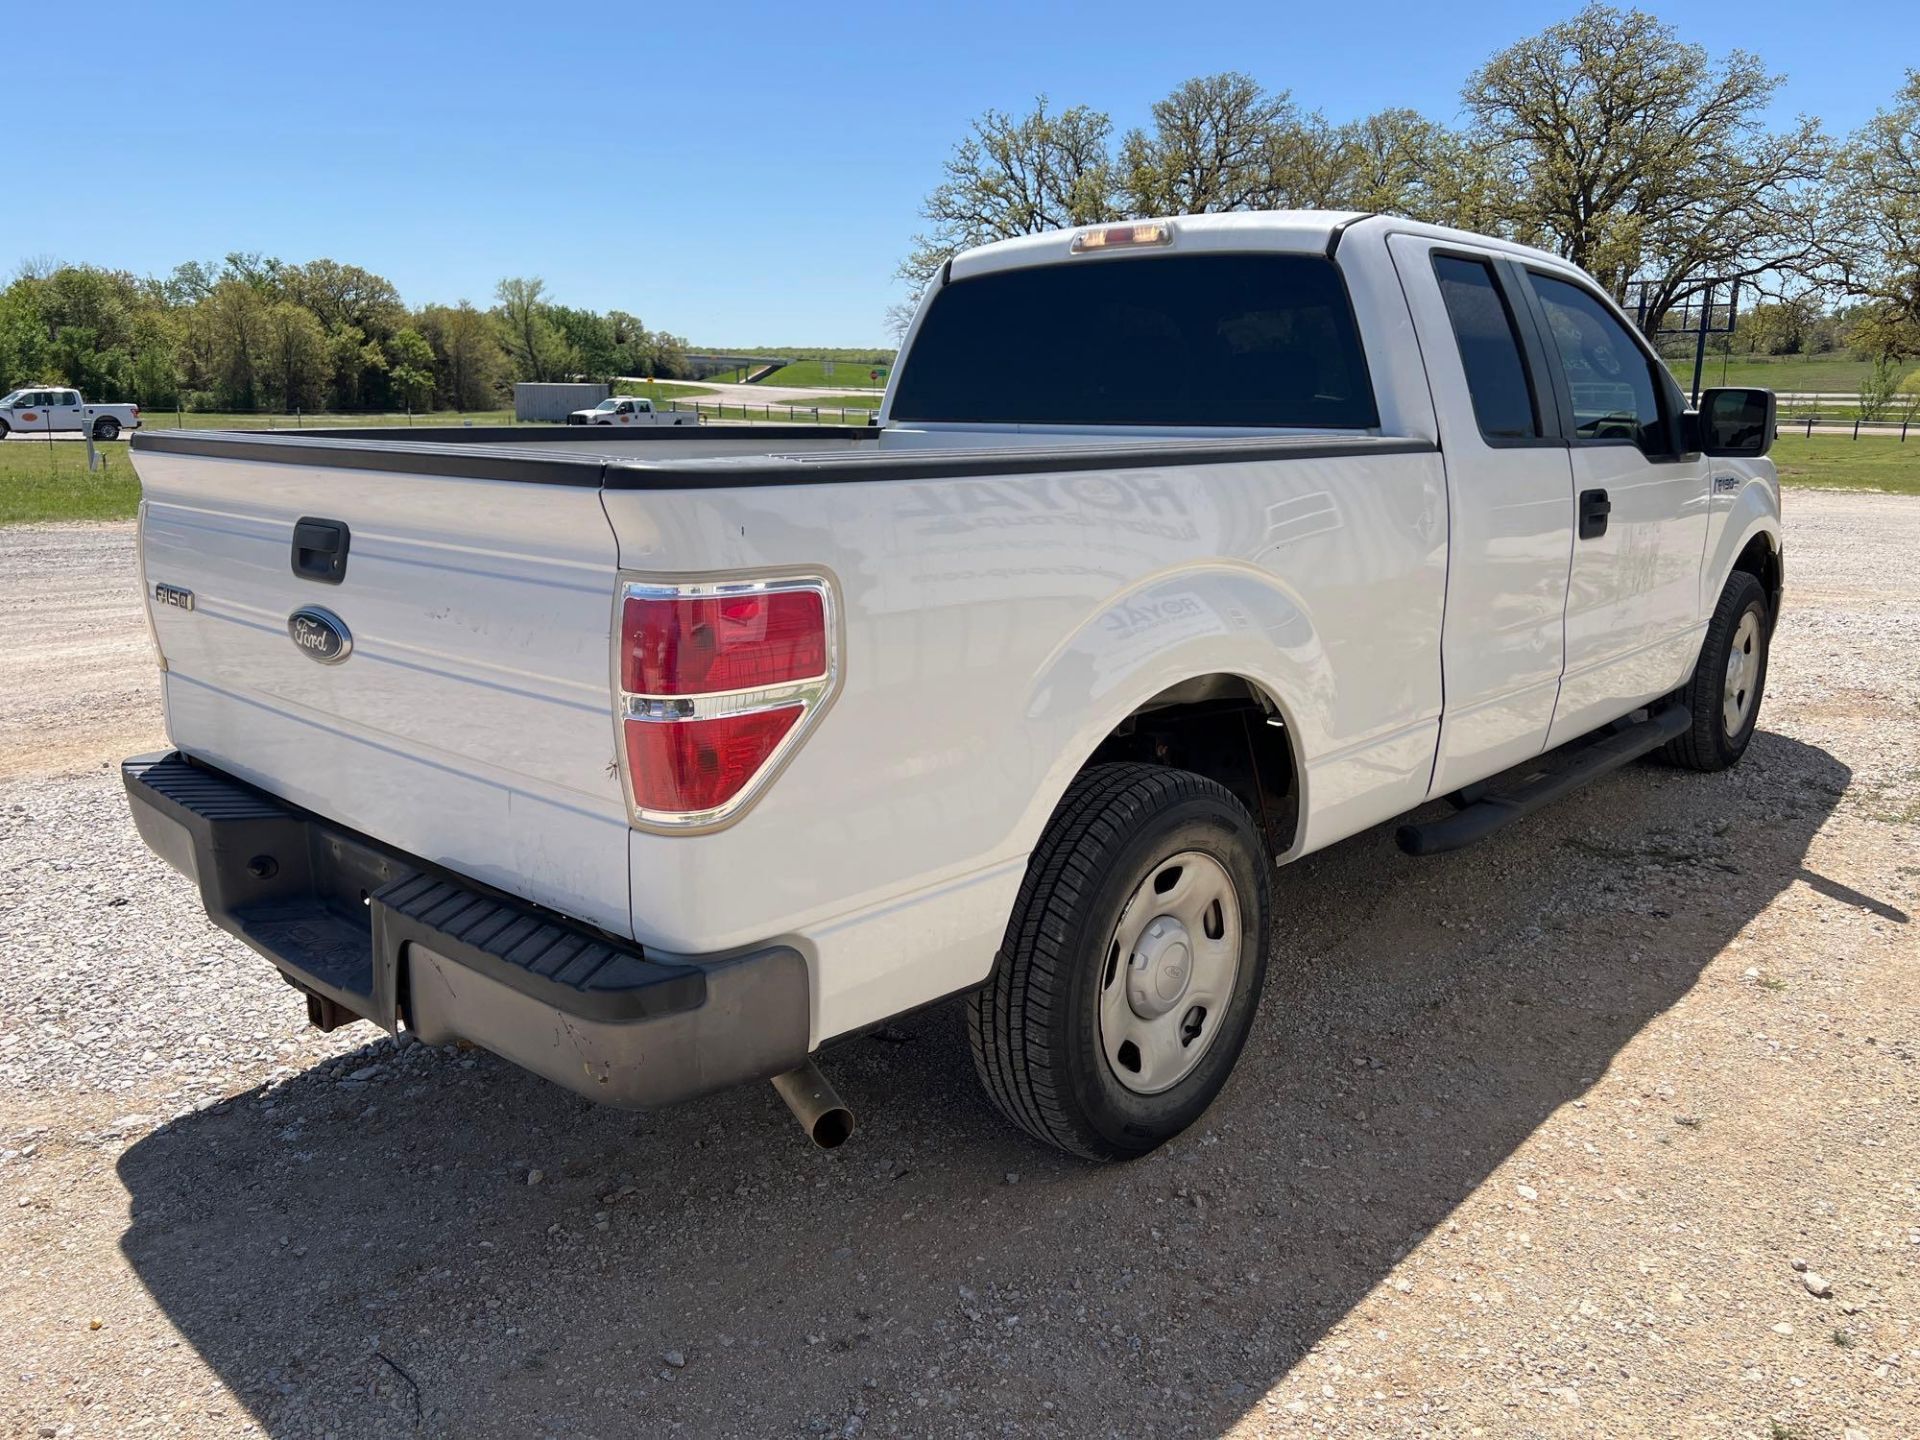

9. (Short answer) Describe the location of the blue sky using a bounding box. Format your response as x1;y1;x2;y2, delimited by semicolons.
1;0;1908;345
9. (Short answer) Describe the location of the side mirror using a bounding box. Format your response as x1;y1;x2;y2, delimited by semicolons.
1690;387;1776;458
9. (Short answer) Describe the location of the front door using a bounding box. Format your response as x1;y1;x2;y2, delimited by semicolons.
1517;271;1710;746
1387;234;1576;795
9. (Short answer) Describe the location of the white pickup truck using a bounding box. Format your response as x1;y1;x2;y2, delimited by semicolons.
123;212;1781;1159
0;386;141;441
566;395;696;426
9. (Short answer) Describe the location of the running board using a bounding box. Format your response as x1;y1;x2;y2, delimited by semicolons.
1397;703;1692;857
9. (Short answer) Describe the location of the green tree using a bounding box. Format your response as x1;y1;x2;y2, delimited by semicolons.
0;278;51;385
1827;72;1920;351
548;306;618;380
1119;73;1298;214
417;301;504;409
386;327;437;410
1856;354;1902;420
1465;4;1829;332
1737;298;1818;355
287;259;405;338
898;98;1119;305
261;302;329;412
493;276;576;382
207;278;268;408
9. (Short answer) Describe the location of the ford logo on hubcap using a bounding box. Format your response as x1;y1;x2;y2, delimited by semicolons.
288;607;352;664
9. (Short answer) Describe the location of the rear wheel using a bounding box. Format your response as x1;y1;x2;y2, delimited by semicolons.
1662;569;1770;771
92;417;120;441
968;764;1271;1160
0;420;10;441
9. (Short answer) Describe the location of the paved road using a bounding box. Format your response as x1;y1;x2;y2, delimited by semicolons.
0;500;1915;1439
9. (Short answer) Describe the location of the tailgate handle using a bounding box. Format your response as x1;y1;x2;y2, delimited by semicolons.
291;518;350;585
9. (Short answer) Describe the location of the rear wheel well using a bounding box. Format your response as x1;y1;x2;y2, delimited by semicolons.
1085;675;1299;858
1732;531;1781;627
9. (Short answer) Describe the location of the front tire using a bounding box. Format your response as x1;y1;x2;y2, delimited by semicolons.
968;764;1271;1160
92;417;120;441
1663;569;1770;771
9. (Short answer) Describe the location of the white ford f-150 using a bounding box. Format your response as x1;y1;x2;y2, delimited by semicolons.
1;386;141;441
567;395;696;426
123;212;1781;1159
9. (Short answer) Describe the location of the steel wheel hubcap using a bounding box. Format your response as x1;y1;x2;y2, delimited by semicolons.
1099;850;1241;1096
1722;610;1761;736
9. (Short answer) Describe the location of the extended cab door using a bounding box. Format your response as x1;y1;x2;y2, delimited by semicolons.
1387;235;1575;795
52;389;86;431
1516;270;1709;746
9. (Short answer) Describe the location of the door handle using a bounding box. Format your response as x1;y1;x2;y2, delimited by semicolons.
1578;488;1611;540
291;517;351;584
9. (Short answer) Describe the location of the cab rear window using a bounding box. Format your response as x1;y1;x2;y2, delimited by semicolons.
891;252;1379;430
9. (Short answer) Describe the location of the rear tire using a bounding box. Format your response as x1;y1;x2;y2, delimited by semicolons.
92;417;120;441
1662;569;1770;771
968;763;1271;1160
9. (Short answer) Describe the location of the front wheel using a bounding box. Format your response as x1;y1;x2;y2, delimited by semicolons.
968;764;1271;1160
92;417;120;441
1662;569;1771;771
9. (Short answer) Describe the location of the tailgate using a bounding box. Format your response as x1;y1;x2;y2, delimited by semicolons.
132;438;632;937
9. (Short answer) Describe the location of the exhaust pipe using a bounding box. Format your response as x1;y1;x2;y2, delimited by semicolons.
771;1062;855;1148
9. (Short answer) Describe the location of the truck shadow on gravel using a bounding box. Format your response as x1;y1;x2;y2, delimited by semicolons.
117;732;1859;1439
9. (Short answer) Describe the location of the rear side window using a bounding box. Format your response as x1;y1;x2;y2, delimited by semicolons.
1432;256;1539;440
1528;273;1664;449
891;253;1379;429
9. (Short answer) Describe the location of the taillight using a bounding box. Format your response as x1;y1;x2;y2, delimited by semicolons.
621;588;825;695
130;405;140;416
615;577;836;829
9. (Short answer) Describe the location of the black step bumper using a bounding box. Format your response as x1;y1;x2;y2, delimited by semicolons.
122;751;809;1109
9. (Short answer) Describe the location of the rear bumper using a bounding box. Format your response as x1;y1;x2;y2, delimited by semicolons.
122;751;810;1109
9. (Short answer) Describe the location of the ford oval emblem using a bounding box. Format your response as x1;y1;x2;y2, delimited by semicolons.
288;606;352;664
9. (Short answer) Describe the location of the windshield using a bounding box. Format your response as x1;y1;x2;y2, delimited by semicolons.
0;391;22;407
594;399;618;411
891;252;1378;429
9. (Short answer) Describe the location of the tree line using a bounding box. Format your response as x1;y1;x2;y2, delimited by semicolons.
0;258;693;413
896;5;1920;362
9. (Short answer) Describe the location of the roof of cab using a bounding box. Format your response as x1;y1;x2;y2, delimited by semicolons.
947;210;1580;283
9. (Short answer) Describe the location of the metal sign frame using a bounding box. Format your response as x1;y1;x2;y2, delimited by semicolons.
1625;277;1741;407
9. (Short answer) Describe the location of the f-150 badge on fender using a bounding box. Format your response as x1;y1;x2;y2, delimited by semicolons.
288;607;352;664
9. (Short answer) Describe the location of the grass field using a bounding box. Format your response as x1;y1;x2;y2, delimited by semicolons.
0;441;139;524
755;359;887;390
761;393;884;410
4;431;1914;527
1769;433;1919;494
1666;353;1920;393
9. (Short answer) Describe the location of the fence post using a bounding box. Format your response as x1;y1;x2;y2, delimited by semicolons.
296;407;302;429
1853;418;1861;440
176;402;183;430
1805;415;1813;438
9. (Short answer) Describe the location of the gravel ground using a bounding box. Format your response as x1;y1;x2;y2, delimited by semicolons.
1;499;1915;1440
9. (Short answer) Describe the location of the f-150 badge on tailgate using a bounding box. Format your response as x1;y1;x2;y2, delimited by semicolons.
153;583;194;610
288;607;352;664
